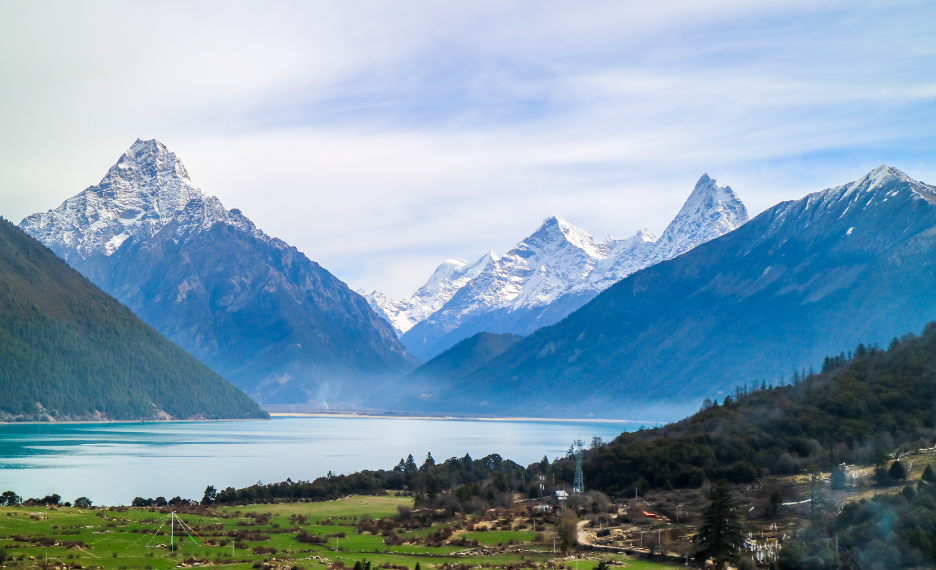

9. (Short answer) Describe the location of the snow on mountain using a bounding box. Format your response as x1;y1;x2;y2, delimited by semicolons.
410;165;936;419
363;251;498;336
20;139;280;262
20;138;416;405
393;174;749;358
652;173;749;261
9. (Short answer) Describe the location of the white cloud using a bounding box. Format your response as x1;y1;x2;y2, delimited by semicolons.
2;0;935;298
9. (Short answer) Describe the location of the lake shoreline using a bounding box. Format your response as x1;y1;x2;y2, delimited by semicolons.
0;414;644;426
268;412;641;423
0;417;268;426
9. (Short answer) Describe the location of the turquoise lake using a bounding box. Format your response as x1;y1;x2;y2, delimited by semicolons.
0;417;633;506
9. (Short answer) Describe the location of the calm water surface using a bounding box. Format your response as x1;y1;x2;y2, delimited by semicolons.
0;417;632;505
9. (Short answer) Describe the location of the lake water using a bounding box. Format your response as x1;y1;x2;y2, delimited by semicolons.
0;417;632;506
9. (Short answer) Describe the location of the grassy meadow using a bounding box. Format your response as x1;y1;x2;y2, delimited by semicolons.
0;496;682;570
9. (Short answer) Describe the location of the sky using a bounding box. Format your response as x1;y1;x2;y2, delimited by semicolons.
2;1;936;299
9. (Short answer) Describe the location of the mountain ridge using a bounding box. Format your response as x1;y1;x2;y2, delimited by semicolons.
21;139;418;406
394;165;936;419
394;174;748;358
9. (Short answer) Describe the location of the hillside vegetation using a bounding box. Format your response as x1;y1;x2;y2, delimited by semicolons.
582;321;936;496
0;217;267;421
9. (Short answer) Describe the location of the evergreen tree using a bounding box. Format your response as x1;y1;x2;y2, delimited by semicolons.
769;490;782;517
426;476;440;501
404;454;418;474
923;464;936;483
890;460;907;481
394;458;406;472
695;481;743;569
888;337;900;351
421;452;435;470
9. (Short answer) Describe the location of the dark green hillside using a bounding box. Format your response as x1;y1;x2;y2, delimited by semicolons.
0;217;267;421
367;332;521;410
412;332;523;382
581;321;936;496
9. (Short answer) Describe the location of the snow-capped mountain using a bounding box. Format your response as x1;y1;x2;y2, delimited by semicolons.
21;139;416;405
407;165;936;419
361;252;498;336
392;174;748;358
22;139;277;265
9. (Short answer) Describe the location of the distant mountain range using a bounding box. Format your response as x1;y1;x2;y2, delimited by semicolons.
393;166;936;420
20;141;934;421
362;253;497;337
21;140;417;407
367;174;749;359
0;216;266;421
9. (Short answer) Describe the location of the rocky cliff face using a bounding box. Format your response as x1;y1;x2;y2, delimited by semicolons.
21;139;417;405
393;174;748;358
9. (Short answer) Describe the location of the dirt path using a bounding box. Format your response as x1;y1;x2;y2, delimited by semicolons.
576;520;591;546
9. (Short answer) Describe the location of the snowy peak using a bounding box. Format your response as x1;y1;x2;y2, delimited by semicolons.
100;139;205;223
635;225;657;242
525;216;600;258
654;174;748;259
375;173;750;356
853;165;935;200
365;250;499;337
775;165;936;229
20;139;276;261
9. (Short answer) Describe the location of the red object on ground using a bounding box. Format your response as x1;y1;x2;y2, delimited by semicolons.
643;511;659;518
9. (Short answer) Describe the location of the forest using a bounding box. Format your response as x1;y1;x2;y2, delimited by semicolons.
0;217;266;421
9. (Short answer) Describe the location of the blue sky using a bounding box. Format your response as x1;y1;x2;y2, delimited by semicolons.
2;1;935;297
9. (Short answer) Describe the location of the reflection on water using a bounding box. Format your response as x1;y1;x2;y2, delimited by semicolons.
0;417;631;505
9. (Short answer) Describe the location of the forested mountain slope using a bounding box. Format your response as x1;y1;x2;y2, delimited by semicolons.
0;217;266;421
580;320;936;495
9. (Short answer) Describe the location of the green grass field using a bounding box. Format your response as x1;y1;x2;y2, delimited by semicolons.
0;497;682;570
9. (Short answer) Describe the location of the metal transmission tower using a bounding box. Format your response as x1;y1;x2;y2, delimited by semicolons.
572;439;585;494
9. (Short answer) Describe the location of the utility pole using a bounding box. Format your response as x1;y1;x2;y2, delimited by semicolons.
171;512;174;552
